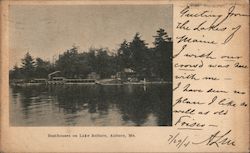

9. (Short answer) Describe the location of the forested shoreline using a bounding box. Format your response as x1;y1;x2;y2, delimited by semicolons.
10;28;172;81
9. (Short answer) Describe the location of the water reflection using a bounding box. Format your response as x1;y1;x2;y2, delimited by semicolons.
10;84;172;126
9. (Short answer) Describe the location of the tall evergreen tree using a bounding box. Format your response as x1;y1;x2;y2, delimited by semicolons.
129;33;150;79
117;40;131;71
153;28;172;81
153;28;172;46
21;52;35;80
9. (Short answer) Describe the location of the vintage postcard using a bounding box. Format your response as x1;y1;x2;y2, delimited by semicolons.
8;4;173;127
0;0;249;152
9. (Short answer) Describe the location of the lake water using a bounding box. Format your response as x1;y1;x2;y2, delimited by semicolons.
10;84;172;126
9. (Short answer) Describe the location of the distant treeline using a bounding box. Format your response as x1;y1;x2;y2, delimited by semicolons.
10;28;172;81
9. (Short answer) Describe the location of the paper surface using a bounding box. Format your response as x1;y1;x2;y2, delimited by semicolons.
0;0;249;152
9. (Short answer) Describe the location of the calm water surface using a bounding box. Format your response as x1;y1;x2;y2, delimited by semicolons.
10;84;172;126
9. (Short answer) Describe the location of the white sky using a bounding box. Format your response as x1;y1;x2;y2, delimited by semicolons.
9;5;173;68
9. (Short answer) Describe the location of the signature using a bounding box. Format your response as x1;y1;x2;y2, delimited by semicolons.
168;130;236;149
192;130;236;147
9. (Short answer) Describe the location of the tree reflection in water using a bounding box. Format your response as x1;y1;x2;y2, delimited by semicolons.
10;84;172;126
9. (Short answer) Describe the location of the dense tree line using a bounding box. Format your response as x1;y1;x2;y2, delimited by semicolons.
10;28;172;81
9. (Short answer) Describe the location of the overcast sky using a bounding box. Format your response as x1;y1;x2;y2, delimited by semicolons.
9;5;172;68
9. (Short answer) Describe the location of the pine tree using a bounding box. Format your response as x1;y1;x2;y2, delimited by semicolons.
117;40;131;71
129;33;150;79
153;28;172;81
21;52;35;80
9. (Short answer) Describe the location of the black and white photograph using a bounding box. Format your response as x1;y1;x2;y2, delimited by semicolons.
9;4;173;126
